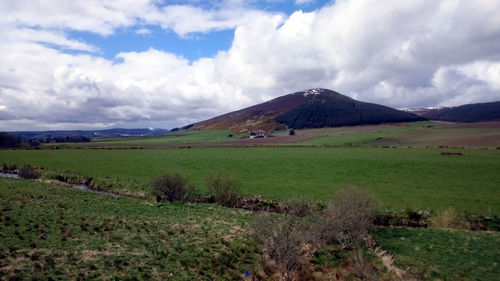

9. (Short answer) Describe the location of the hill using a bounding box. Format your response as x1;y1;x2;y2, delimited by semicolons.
193;88;425;132
275;89;425;129
191;91;311;133
420;101;500;122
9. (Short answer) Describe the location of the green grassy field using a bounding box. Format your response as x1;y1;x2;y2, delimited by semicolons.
2;146;499;214
43;130;235;148
0;178;258;280
375;227;500;280
2;123;499;280
300;129;404;147
287;121;430;147
282;121;500;148
39;121;499;149
1;178;499;280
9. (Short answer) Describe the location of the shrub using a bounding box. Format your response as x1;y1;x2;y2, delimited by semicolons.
404;207;422;221
253;213;311;281
206;169;241;206
0;164;8;172
318;186;379;249
18;165;41;179
282;196;314;217
429;208;469;229
151;172;195;202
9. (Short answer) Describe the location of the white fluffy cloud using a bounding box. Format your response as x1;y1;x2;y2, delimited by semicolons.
1;0;500;130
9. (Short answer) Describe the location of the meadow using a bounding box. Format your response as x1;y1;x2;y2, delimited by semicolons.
282;121;500;148
1;177;499;280
1;123;500;279
0;178;258;280
1;146;499;214
374;227;500;280
44;130;235;148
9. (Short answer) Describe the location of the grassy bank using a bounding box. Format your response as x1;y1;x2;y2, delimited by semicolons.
374;227;500;280
0;178;257;280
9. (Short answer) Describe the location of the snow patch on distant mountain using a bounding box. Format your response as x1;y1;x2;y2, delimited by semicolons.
402;106;447;112
303;88;325;97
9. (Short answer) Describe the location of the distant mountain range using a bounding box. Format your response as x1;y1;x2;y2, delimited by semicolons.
10;128;168;140
193;88;425;132
408;101;500;123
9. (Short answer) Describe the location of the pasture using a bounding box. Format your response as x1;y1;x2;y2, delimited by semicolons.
1;177;499;280
0;178;257;280
375;227;500;280
43;129;235;148
1;146;499;214
2;122;500;279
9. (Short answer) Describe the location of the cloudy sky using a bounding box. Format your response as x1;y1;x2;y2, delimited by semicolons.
1;0;499;131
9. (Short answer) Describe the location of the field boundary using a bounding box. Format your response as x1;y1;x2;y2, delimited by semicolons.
365;235;418;281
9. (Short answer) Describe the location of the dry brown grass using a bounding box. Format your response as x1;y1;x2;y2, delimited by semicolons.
428;208;469;229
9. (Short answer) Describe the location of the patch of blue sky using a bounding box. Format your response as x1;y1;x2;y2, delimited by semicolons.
67;26;235;62
259;0;333;14
63;1;333;61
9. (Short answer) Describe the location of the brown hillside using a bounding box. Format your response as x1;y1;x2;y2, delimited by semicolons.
192;91;317;133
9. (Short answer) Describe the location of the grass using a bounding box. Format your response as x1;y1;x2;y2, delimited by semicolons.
282;120;500;148
368;123;500;148
1;146;499;214
43;130;235;148
288;121;434;147
0;178;258;280
374;227;500;281
300;129;405;147
1;178;498;280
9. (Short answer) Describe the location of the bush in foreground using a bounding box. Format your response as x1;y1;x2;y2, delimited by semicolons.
253;188;380;280
151;172;195;202
18;165;41;179
253;213;312;281
206;169;241;206
317;186;379;249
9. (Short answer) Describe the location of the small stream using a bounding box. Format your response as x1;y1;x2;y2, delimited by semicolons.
0;172;118;197
0;172;20;179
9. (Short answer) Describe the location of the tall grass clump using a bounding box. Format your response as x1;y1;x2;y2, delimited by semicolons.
429;208;469;229
206;169;241;206
151;172;195;202
18;164;41;179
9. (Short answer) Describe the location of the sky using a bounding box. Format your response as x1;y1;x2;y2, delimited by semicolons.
1;0;499;131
